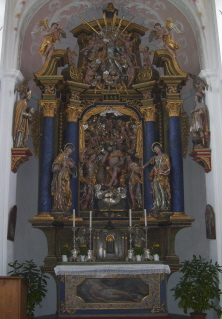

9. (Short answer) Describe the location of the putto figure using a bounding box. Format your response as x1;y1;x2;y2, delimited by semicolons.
13;87;34;148
51;144;77;212
143;143;171;212
34;19;66;59
149;19;181;58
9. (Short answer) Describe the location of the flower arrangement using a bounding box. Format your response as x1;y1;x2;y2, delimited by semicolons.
61;244;71;257
151;244;161;255
134;245;144;256
78;245;88;256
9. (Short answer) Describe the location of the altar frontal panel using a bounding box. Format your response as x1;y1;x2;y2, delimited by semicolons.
58;273;167;317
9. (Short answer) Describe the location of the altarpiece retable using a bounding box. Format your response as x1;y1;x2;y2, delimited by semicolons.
19;3;205;317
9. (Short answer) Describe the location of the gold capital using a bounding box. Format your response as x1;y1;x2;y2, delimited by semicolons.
141;106;157;122
165;100;183;117
39;100;59;117
67;106;82;122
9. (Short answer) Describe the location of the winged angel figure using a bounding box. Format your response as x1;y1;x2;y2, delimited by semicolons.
32;19;66;59
149;19;182;58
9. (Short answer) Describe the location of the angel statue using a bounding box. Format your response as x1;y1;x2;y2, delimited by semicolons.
149;19;182;58
33;19;66;59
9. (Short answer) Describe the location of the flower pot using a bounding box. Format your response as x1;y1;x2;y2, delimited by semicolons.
154;254;160;261
190;313;207;319
136;255;142;262
62;255;68;262
80;255;85;262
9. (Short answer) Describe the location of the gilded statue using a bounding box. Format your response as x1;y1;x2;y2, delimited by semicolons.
143;143;171;212
34;19;66;59
149;19;182;58
13;88;34;148
51;143;77;212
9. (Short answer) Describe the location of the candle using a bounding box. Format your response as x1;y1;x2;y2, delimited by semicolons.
129;209;132;227
144;209;147;227
73;209;75;227
89;211;92;228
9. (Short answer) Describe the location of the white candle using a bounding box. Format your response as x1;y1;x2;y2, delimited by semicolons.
129;209;132;227
73;209;75;227
89;211;92;228
144;209;147;227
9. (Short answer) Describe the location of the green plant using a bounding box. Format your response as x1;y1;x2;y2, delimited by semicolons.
78;244;88;256
171;255;222;318
134;245;144;256
8;260;49;317
151;244;161;255
61;244;72;257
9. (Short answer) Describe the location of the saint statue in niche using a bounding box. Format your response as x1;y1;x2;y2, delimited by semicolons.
51;143;77;212
143;142;171;212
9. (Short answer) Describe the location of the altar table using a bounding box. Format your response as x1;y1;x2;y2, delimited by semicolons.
54;263;171;317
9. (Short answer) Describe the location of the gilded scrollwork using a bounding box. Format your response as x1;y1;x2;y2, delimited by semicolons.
70;65;83;82
167;85;178;94
143;91;152;100
39;100;59;117
136;65;153;82
151;302;166;313
165;100;183;117
45;85;55;94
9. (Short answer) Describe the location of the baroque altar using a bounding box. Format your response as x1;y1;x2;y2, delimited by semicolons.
26;4;197;316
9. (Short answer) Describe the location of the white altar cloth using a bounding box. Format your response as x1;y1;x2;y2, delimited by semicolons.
54;264;171;276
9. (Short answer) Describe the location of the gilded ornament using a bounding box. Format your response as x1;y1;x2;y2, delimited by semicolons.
70;65;83;82
39;100;59;117
167;85;177;94
165;100;183;117
140;106;157;122
45;85;55;94
66;106;82;122
136;65;153;82
143;91;152;100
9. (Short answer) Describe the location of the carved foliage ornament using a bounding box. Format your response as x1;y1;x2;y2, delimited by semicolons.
165;100;183;117
140;106;157;122
66;107;82;122
39;100;59;117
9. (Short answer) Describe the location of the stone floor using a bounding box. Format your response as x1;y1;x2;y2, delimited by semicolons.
36;314;189;319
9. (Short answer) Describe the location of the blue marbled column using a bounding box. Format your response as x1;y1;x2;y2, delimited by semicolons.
38;117;54;212
66;121;79;213
169;117;184;212
144;121;157;213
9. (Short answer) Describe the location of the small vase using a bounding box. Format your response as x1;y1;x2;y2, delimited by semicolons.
154;254;159;261
62;255;68;262
136;255;142;262
80;255;85;262
190;313;207;319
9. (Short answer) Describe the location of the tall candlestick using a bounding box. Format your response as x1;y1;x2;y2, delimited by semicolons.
129;209;132;227
144;209;147;227
73;209;75;227
89;211;92;228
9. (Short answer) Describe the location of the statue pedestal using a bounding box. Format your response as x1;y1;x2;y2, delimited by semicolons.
54;263;170;317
